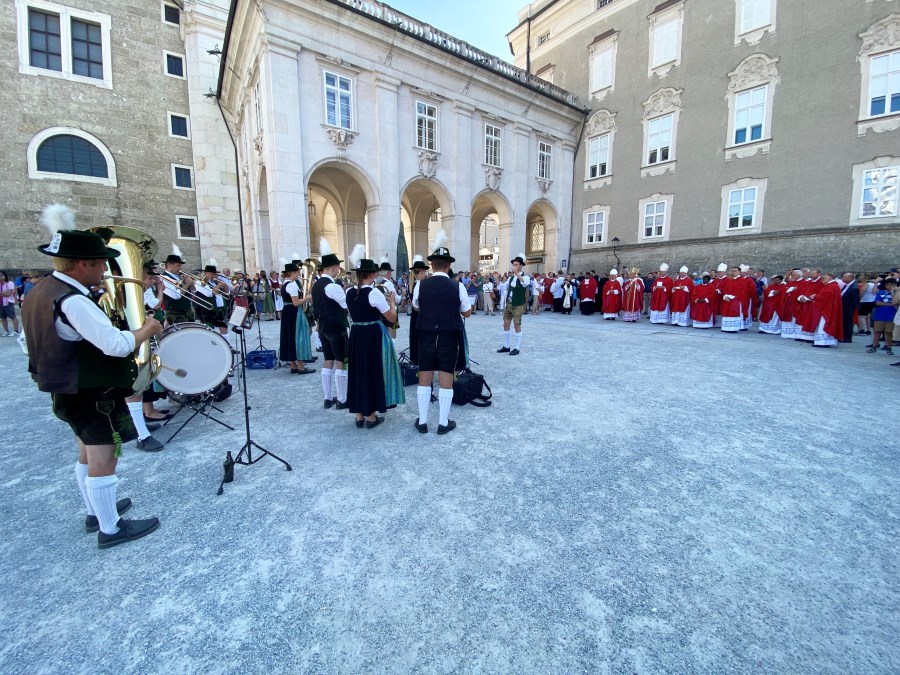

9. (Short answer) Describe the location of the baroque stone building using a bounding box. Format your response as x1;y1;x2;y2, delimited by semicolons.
508;0;900;274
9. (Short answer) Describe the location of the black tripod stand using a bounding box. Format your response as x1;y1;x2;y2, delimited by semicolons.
218;318;291;495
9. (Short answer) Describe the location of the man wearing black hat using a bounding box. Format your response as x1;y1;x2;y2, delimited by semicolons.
408;256;429;365
22;209;163;548
160;252;195;324
498;255;530;356
412;243;472;434
312;251;350;409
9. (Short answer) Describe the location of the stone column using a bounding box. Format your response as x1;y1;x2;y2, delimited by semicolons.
451;102;475;270
372;75;402;265
505;122;532;266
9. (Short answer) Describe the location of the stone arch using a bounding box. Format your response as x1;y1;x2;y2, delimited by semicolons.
306;159;378;262
401;178;454;264
27;126;117;187
254;168;274;272
471;190;514;273
524;198;559;273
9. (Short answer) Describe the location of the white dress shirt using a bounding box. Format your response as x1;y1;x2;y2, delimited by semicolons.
143;287;160;309
160;270;183;300
362;285;390;312
53;272;135;357
411;272;472;312
321;274;348;308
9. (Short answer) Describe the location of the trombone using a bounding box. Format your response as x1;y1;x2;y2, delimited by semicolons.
179;269;231;297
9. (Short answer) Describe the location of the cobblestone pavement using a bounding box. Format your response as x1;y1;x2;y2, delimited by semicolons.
0;311;897;673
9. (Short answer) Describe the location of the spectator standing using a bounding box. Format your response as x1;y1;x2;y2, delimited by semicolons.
840;272;860;344
867;278;896;355
0;271;20;336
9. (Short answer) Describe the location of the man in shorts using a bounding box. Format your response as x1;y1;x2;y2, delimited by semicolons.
498;255;531;356
22;208;163;548
868;277;896;356
312;250;350;409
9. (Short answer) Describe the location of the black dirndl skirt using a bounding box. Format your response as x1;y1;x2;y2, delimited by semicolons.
347;322;387;416
279;305;298;362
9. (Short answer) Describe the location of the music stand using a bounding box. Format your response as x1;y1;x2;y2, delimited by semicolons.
163;391;235;444
218;305;291;495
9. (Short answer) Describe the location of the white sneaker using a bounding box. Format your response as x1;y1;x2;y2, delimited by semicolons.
1;331;9;337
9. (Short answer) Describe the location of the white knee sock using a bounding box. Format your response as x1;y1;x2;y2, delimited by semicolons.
438;388;453;426
321;368;334;399
503;331;511;348
127;401;151;441
75;462;94;516
514;330;523;350
85;475;120;535
335;369;348;403
417;385;431;425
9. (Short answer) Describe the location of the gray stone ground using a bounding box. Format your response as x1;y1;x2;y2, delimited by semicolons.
0;310;897;674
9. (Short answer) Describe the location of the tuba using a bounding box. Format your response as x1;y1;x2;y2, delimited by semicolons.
89;226;161;394
298;259;318;322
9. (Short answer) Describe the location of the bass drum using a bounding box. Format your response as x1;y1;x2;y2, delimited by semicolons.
155;322;234;395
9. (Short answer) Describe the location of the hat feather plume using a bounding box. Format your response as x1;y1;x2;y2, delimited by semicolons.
517;252;525;260
279;257;288;266
209;258;218;267
432;229;448;251
413;254;423;264
349;244;366;271
172;243;182;258
291;251;300;260
380;254;389;264
40;204;75;236
319;237;332;256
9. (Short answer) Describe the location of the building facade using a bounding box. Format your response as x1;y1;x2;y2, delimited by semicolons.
508;0;900;275
1;0;205;271
216;0;586;274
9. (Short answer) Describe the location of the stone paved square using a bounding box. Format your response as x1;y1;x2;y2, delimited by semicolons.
0;313;897;672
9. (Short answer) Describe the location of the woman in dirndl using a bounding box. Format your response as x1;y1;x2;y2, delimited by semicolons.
270;271;283;320
346;257;405;429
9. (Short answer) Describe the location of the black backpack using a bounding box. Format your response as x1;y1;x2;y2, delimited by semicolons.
452;367;492;407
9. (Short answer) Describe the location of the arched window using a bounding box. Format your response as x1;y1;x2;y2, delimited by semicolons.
27;127;116;186
527;217;545;254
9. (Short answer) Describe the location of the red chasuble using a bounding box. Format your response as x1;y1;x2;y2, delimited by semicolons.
713;275;728;317
804;280;843;340
623;277;645;313
691;282;715;322
581;276;598;302
740;275;758;319
780;279;801;322
670;276;692;313
602;279;623;314
759;282;784;324
649;274;673;311
793;278;823;326
719;277;744;317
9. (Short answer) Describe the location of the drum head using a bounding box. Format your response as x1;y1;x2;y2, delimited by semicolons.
155;323;234;395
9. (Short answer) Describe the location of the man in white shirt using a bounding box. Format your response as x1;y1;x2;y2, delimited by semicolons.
482;277;495;316
22;212;163;549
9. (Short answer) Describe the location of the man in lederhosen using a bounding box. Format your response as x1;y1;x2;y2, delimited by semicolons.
160;251;195;324
412;240;472;435
498;255;530;356
312;251;350;409
22;208;163;548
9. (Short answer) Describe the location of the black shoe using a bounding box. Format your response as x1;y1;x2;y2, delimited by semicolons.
890;361;900;366
437;420;457;435
324;398;336;409
290;368;299;374
97;517;160;549
145;421;161;432
415;420;428;434
335;400;349;410
295;367;315;374
84;498;133;533
144;414;169;424
509;348;520;356
497;346;510;353
136;436;164;452
365;415;384;429
355;419;365;428
316;347;323;352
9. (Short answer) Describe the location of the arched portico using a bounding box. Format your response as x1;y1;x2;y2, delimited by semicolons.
471;190;513;273
524;199;558;273
401;178;454;262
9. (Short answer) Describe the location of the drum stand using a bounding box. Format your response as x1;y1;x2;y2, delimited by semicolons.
218;323;291;495
164;392;235;444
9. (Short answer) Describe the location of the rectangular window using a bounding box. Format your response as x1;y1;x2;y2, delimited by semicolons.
728;187;758;228
28;9;62;72
869;50;900;117
169;113;189;138
647;114;672;165
484;124;501;167
173;165;193;189
740;0;771;34
591;46;614;92
538;142;553;179
861;166;898;218
588;134;609;179
586;211;605;244
324;72;353;129
538;32;550;45
163;2;180;25
177;216;197;239
494;236;499;245
652;19;678;67
165;52;184;78
71;19;102;79
416;101;438;150
644;201;666;238
734;86;767;144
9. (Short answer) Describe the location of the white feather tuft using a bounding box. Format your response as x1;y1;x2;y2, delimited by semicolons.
172;243;182;258
279;257;288;266
413;254;423;264
319;237;332;256
209;258;218;267
291;251;300;260
380;254;389;264
349;244;366;270
40;204;75;236
432;229;448;252
517;252;525;261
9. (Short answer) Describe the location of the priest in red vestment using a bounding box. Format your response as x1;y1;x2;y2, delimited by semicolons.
649;263;673;324
780;270;804;339
691;274;715;328
713;263;728;325
580;273;598;315
622;268;644;322
602;269;622;319
805;273;843;346
719;267;745;332
758;275;786;334
794;270;824;341
670;266;693;326
738;264;757;330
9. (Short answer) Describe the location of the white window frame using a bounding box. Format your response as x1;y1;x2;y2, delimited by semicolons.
176;215;198;240
484;123;502;168
167;112;191;140
583;207;609;248
647;2;684;78
638;194;673;241
323;70;354;130
415;100;438;151
645;114;673;167
849;157;899;226
161;1;180;26
734;0;776;46
538;142;553;180
725;54;778;160
27;126;117;187
641;89;681;177
584;110;616;187
171;163;194;191
867;49;900;120
587;133;611;181
719;178;767;236
858;17;900;136
15;0;112;89
732;85;768;145
537;31;550;46
163;50;186;79
589;35;617;101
